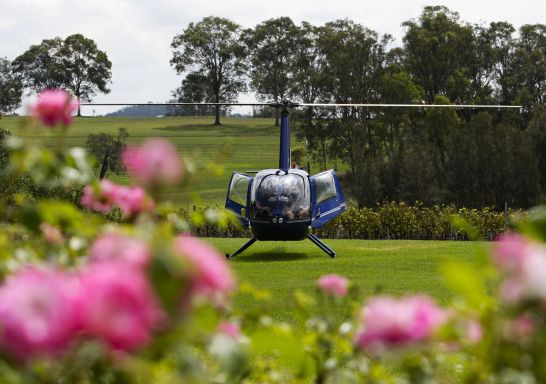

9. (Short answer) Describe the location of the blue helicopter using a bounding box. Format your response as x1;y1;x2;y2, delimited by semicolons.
224;101;345;259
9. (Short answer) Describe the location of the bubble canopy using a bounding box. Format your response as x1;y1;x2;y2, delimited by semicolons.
251;169;311;222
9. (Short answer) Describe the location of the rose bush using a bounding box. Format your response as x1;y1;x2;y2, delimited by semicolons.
1;89;546;383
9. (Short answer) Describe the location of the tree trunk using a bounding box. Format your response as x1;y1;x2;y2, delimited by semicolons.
99;150;109;180
77;96;81;117
274;107;279;127
214;105;221;125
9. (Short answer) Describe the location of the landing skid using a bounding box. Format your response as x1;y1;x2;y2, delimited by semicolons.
225;235;336;260
226;237;257;259
307;234;336;258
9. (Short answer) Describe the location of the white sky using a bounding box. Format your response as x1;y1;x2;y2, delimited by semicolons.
1;0;544;115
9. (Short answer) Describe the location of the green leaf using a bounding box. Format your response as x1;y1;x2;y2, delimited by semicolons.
441;262;493;309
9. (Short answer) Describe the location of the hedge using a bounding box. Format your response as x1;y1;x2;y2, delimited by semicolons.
188;201;516;241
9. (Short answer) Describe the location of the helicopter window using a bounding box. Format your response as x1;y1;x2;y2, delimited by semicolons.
253;176;278;219
314;172;337;204
228;174;250;206
252;174;310;221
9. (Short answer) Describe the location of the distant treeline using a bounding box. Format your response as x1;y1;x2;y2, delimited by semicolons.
106;105;168;117
169;7;545;209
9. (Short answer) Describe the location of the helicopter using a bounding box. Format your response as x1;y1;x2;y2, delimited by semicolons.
223;101;345;259
83;100;521;259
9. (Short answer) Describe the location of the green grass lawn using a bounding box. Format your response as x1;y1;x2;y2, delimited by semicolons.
207;238;484;323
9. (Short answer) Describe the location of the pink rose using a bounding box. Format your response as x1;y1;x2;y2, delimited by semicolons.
218;321;241;340
354;295;448;352
517;251;546;300
40;223;64;244
0;266;79;361
76;262;164;351
173;236;235;306
81;179;119;213
504;314;535;341
114;185;155;217
31;89;78;128
465;319;483;343
318;274;349;297
494;245;546;304
122;139;183;187
81;180;154;218
492;232;536;272
89;233;151;268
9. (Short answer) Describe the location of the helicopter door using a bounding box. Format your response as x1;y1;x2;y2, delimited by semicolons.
310;170;346;228
225;172;252;227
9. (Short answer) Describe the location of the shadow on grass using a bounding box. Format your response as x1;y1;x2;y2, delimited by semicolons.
234;249;309;262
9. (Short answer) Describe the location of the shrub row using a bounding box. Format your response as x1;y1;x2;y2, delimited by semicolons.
188;201;516;241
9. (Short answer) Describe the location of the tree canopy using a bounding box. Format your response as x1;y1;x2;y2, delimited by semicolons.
13;34;112;115
0;58;23;115
242;17;299;126
170;16;247;125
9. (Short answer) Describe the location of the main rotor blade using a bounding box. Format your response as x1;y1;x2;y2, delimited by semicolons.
80;102;522;109
79;102;272;107
299;103;522;109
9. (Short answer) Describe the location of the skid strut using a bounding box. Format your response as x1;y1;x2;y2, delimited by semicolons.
307;234;336;258
226;237;257;260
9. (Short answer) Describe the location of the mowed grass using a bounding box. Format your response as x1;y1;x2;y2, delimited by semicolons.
207;238;485;323
1;116;281;204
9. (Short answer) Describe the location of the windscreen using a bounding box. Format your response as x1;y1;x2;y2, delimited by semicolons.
252;174;310;221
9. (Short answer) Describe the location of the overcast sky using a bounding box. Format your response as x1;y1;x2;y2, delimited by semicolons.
1;0;544;115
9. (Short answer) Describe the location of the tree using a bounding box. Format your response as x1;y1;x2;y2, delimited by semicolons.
13;34;112;115
318;20;389;180
402;6;475;103
58;34;112;115
170;17;247;125
0;58;22;116
511;24;546;113
291;22;333;170
86;128;128;180
242;17;299;126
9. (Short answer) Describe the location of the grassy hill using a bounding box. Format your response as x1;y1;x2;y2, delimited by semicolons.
1;116;285;205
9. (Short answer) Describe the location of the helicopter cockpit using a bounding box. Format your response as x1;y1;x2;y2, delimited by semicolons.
251;170;310;222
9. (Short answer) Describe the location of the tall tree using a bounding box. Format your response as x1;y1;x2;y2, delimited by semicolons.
291;22;333;170
402;6;474;103
511;24;546;113
242;17;299;126
0;58;23;116
58;34;112;115
171;17;247;125
12;34;112;115
318;20;389;180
